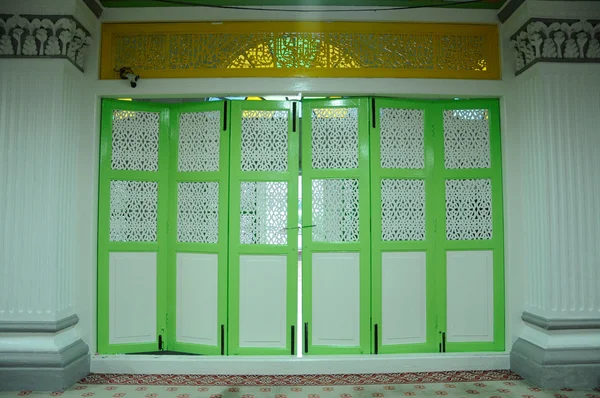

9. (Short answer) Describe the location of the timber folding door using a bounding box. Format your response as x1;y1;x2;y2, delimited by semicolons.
98;99;230;354
98;97;504;356
435;100;504;352
98;100;169;354
167;102;230;355
370;99;438;353
369;98;505;354
227;101;299;355
301;99;371;355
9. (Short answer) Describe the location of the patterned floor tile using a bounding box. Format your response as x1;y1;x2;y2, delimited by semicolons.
1;373;599;398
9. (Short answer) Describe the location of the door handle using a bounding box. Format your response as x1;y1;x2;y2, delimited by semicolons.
282;225;316;230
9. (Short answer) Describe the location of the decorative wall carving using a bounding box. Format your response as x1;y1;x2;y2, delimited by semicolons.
100;22;500;80
510;19;600;75
0;14;91;71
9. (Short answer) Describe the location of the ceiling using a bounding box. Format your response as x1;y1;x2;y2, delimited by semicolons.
100;0;506;10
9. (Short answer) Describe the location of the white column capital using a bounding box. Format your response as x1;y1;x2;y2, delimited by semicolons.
499;0;600;76
0;0;100;71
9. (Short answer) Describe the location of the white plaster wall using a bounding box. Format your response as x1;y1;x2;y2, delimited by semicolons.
499;22;526;347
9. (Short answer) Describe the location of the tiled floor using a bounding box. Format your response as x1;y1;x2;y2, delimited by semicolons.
1;372;599;398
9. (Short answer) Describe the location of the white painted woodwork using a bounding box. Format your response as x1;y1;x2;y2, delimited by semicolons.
176;253;219;346
109;252;157;345
239;255;287;348
0;60;82;322
381;252;427;345
311;252;360;347
446;251;494;343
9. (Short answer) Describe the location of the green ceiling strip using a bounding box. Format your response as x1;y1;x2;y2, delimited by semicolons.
101;0;504;9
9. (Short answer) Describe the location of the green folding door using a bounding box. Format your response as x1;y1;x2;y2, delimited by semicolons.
434;99;505;352
97;97;504;356
369;98;505;354
228;101;299;355
301;99;371;355
370;99;439;353
167;101;230;355
98;100;169;354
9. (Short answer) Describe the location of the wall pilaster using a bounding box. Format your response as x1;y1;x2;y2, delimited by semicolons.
0;0;99;391
501;0;600;389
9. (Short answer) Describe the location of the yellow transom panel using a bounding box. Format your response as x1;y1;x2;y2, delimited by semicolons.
100;22;500;80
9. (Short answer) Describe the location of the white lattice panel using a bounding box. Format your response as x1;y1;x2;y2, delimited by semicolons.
111;110;160;171
311;108;359;170
241;110;288;172
240;182;288;245
381;179;425;241
443;109;491;169
178;111;221;172
380;108;425;169
177;182;219;243
445;179;493;241
110;180;158;242
312;179;359;242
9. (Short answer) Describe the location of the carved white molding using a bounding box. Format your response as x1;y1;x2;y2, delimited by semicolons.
0;14;91;72
510;18;600;75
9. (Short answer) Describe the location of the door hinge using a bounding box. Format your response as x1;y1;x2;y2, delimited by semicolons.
292;102;297;133
434;218;438;233
223;101;228;131
374;323;379;355
371;98;376;128
432;123;436;138
220;324;225;355
158;334;163;351
304;322;309;354
165;313;169;328
439;331;446;353
291;325;295;356
442;332;446;353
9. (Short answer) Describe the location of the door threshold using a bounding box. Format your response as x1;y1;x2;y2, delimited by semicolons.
91;352;509;375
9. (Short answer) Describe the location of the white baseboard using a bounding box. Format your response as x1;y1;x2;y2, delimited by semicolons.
91;353;510;375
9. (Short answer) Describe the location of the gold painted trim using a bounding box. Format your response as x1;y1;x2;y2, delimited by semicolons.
100;21;500;80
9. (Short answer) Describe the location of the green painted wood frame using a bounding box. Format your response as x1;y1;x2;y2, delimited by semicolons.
97;99;170;354
166;101;230;355
369;98;438;354
227;100;299;355
301;98;371;355
433;99;505;352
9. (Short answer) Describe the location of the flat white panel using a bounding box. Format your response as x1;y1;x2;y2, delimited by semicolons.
312;252;360;347
109;252;157;345
381;252;427;345
176;253;219;346
446;251;494;343
239;255;287;348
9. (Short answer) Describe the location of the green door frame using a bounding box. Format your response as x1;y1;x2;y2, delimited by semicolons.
433;99;505;353
369;98;439;354
166;101;231;355
301;98;372;355
97;99;170;354
227;100;299;355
